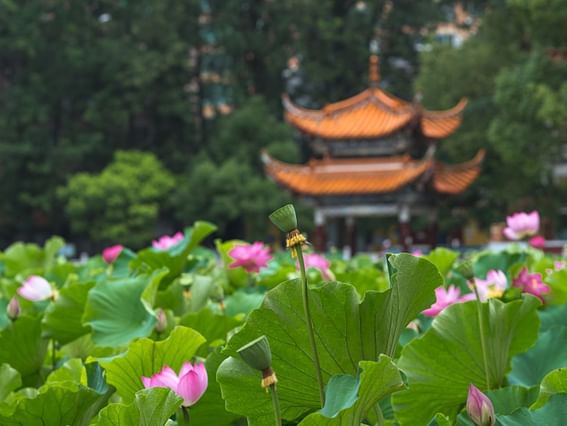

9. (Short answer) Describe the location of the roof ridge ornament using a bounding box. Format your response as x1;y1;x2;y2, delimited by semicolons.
369;54;380;87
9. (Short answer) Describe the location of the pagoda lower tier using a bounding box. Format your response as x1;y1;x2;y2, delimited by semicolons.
263;150;484;253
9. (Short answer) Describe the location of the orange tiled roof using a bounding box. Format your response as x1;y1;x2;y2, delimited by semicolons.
283;90;467;140
433;149;485;194
263;150;483;196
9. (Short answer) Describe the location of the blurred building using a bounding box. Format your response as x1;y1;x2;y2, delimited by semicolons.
264;53;484;253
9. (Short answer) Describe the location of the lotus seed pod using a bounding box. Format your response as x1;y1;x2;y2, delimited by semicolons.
237;335;272;371
269;204;298;233
456;261;474;280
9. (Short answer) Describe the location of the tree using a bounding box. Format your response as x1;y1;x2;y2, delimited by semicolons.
415;0;567;226
59;151;175;248
172;96;302;239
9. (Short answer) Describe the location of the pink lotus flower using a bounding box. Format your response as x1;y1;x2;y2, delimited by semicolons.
152;232;184;251
411;249;423;257
228;242;272;273
423;286;471;317
467;384;495;426
299;253;335;280
528;235;545;249
503;211;540;240
142;362;207;407
17;276;54;301
473;270;507;301
102;244;123;263
513;267;550;301
554;260;565;271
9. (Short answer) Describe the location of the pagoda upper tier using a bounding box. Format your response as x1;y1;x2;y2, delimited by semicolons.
283;55;467;141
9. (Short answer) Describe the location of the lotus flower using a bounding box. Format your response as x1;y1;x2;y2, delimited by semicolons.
142;362;207;407
503;211;539;240
423;286;470;317
228;242;272;273
299;253;334;280
466;384;495;426
152;232;184;250
473;270;507;301
528;235;545;249
17;276;54;301
554;260;565;271
513;267;550;301
7;297;20;320
102;244;123;263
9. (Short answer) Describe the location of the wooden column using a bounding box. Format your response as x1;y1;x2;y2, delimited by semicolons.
314;209;327;252
345;216;357;256
398;204;412;252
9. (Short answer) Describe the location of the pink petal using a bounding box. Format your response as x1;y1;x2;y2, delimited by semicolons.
177;367;208;407
102;244;123;263
151;366;179;390
503;227;520;241
179;362;194;378
142;376;153;388
18;276;52;301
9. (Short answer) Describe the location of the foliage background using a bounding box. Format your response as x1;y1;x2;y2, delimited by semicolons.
0;0;565;248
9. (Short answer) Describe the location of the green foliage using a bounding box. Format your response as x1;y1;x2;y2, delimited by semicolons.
101;326;206;402
509;326;567;386
173;97;299;239
217;254;441;423
94;387;183;426
392;296;541;424
82;269;167;347
497;394;567;425
300;357;404;425
59;151;175;248
416;1;567;219
0;316;48;383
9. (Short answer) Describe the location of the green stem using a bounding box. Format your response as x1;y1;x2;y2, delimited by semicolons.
52;340;57;371
473;284;491;390
296;245;325;407
269;384;282;426
374;403;385;426
181;406;190;426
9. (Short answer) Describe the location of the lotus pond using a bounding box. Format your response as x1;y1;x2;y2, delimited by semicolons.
1;208;567;425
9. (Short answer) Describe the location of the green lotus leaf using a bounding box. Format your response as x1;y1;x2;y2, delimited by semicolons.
101;326;205;402
299;356;404;425
217;253;441;424
392;295;541;425
0;363;21;400
42;281;95;345
531;368;567;409
509;326;567;386
424;248;459;278
0;381;108;426
82;269;167;347
131;222;217;286
497;394;567;425
0;316;48;384
93;387;182;426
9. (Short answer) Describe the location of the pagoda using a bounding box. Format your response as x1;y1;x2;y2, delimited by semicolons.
263;54;484;253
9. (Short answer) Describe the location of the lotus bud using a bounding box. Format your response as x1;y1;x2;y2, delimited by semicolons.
155;309;167;333
467;384;495;426
237;335;277;388
269;204;298;233
456;261;474;281
7;297;20;320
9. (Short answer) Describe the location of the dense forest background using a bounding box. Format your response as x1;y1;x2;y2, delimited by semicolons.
0;0;565;249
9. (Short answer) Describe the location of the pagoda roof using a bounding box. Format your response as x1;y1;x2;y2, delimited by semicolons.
283;91;467;140
263;150;484;196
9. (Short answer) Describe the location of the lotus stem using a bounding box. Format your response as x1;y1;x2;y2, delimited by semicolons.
296;244;325;407
269;384;282;426
181;406;190;426
374;403;385;426
472;284;491;390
